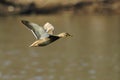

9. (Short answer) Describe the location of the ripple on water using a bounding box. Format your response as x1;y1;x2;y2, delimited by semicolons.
49;68;56;73
2;74;11;80
80;62;88;67
48;75;54;80
59;75;65;80
114;65;120;72
6;50;20;55
36;68;44;73
29;76;43;80
31;61;39;66
29;50;39;57
48;59;61;67
88;69;96;74
3;60;12;67
0;72;2;77
90;75;96;79
20;70;27;75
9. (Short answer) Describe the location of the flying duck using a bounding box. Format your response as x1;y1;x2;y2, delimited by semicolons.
21;20;71;47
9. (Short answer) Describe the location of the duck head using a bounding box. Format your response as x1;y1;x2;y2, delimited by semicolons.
57;32;72;38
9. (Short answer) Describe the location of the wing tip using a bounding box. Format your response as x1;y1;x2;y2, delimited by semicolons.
21;20;29;24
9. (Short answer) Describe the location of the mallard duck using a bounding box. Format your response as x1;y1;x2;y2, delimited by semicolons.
21;20;71;47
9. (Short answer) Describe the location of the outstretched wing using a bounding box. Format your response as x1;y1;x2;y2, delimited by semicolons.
43;22;54;35
21;20;49;39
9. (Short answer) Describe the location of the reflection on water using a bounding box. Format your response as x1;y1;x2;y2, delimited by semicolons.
0;14;120;80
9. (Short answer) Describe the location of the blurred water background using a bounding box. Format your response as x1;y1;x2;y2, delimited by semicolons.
0;0;120;80
0;14;120;80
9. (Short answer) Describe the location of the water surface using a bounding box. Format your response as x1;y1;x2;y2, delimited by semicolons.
0;14;120;80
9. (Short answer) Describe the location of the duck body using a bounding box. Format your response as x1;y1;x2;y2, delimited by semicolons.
21;20;71;47
30;35;60;47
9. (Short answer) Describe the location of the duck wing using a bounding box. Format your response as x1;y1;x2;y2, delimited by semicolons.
43;22;54;35
21;20;49;39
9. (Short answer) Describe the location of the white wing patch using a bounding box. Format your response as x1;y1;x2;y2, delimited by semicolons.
43;22;54;35
31;30;38;39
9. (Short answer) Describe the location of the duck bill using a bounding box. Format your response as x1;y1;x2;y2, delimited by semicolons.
68;34;72;37
69;34;72;37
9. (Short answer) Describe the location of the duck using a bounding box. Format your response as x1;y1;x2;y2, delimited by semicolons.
21;20;71;47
